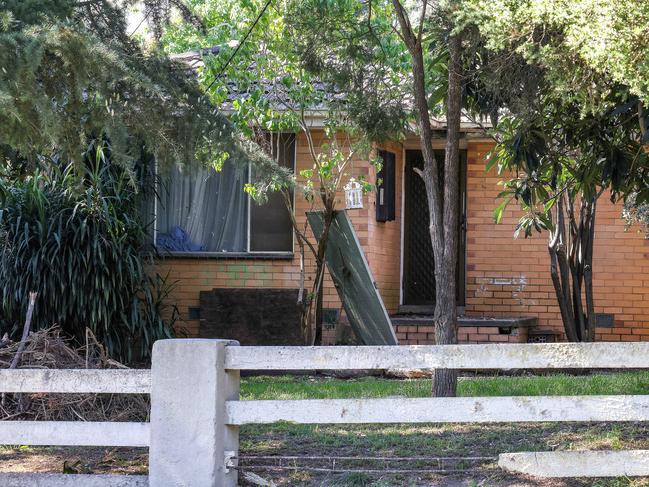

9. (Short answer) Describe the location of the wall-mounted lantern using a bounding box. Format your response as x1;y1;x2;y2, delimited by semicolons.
344;178;363;209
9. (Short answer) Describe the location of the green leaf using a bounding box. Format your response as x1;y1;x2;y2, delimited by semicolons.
493;198;510;224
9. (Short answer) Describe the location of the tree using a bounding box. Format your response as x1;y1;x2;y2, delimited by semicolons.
392;0;464;396
0;0;288;188
459;0;649;105
287;0;468;396
162;0;375;344
489;97;648;341
166;0;477;395
253;121;369;345
460;0;649;341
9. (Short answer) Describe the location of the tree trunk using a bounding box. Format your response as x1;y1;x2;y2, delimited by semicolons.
432;282;458;396
314;279;324;345
432;32;463;397
300;259;326;345
583;198;597;341
310;206;334;345
548;192;600;342
549;199;578;341
391;0;462;397
284;189;331;346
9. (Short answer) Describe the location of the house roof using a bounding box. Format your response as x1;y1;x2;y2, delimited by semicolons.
170;46;342;113
170;46;491;133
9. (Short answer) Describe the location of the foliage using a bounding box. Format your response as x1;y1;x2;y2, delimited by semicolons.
464;0;649;213
489;98;649;236
284;0;469;394
459;0;649;108
623;197;649;238
288;0;414;140
162;0;380;193
488;97;649;342
0;147;179;362
164;0;306;133
162;0;407;152
0;0;290;193
0;0;293;358
287;0;453;137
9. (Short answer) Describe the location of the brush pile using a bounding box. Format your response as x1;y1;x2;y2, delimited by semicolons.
0;327;149;422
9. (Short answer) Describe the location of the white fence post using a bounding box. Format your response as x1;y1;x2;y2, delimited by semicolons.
149;339;240;487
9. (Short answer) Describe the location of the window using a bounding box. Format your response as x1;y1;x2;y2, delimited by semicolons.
250;133;295;252
155;133;296;255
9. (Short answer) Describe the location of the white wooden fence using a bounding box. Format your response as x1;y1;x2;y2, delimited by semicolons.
2;339;649;486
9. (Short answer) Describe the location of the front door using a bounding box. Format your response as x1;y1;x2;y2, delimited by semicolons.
402;149;466;308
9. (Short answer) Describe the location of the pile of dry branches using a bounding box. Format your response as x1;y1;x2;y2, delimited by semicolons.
0;327;149;422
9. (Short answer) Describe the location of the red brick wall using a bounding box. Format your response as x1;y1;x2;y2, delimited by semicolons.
465;140;649;341
158;135;649;343
365;141;403;312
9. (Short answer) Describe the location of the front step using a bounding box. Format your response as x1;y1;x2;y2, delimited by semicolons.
391;314;537;328
390;315;538;345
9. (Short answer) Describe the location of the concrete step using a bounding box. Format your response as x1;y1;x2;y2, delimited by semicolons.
390;315;537;329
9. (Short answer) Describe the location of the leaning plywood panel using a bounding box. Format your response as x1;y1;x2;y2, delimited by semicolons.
307;210;398;345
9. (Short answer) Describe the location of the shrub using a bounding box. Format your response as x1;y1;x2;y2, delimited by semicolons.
0;148;178;362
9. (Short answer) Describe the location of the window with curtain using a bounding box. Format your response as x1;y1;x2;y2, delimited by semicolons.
250;133;295;252
155;133;296;255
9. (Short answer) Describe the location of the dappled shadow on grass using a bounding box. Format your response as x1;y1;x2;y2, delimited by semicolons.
239;422;649;486
240;422;649;457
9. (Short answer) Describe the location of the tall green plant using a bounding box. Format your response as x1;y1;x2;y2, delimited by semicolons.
0;145;178;362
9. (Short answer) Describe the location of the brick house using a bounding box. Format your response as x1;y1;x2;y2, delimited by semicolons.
152;114;649;346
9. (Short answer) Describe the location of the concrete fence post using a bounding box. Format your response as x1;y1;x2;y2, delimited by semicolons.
149;339;240;487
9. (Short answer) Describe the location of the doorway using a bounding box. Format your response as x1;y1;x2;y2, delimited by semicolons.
402;149;466;308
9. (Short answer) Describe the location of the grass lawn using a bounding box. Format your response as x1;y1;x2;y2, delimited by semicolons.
3;372;649;486
241;371;649;399
237;372;649;486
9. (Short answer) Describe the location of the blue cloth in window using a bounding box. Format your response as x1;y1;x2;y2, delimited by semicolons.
157;226;206;252
157;163;248;252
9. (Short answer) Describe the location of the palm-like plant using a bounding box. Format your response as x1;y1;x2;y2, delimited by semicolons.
0;143;178;362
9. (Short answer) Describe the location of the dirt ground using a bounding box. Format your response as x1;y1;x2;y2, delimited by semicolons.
0;446;638;486
2;422;649;486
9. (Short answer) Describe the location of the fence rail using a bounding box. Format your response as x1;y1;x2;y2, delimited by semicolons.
0;369;150;394
1;339;649;486
225;342;649;370
225;395;649;425
0;421;150;447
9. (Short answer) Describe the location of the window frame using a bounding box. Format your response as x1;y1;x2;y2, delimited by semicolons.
153;133;297;259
